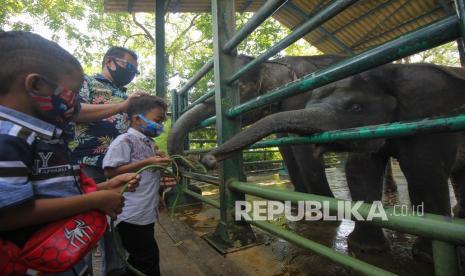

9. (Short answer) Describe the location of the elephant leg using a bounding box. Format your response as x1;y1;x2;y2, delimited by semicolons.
279;145;308;193
346;152;390;253
397;136;455;262
291;145;333;197
383;158;397;193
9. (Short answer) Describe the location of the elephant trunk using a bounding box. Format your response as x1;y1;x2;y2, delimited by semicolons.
201;108;327;168
167;101;216;155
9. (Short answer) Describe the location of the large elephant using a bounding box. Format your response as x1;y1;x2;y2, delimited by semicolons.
201;63;465;260
168;54;344;196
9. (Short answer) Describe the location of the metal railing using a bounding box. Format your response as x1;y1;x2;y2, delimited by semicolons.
169;1;465;275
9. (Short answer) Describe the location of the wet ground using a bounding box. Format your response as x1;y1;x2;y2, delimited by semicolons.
173;157;459;276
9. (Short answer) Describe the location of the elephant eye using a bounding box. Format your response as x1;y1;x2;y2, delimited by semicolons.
347;103;362;112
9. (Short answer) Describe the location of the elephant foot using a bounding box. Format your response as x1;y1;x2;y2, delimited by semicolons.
348;225;391;253
412;238;433;263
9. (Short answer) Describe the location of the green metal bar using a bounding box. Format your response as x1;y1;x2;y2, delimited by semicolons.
199;116;216;128
183;189;220;208
182;89;215;114
229;181;465;245
432;240;461;276
184;148;213;155
227;16;460;118
223;0;288;54
171;89;179;123
190;139;217;143
248;219;396;276
455;0;465;67
246;167;283;173
182;171;220;185
226;0;357;84
178;58;214;97
211;0;254;245
244;150;280;154
250;113;465;148
244;160;283;165
155;0;166;98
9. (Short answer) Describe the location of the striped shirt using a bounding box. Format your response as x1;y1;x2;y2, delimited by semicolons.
0;105;82;245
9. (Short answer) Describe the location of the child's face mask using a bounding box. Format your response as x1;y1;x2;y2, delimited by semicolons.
29;76;81;130
138;114;164;137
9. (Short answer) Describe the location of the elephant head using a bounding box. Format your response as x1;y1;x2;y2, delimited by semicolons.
167;54;343;156
202;63;465;167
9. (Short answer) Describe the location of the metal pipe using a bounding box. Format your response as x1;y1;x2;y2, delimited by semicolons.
171;89;179;123
190;139;218;143
199;116;216;128
223;0;289;54
249;113;465;148
455;0;465;67
183;189;220;208
229;181;465;245
178;58;214;97
155;0;166;98
244;160;283;165
182;89;215;114
226;0;357;84
248;219;395;276
432;240;461;276
227;16;460;118
182;171;220;185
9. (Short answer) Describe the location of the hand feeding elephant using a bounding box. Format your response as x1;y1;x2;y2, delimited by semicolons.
168;54;345;197
201;63;465;261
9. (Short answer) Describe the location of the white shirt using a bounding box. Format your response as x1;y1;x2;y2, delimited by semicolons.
102;128;160;225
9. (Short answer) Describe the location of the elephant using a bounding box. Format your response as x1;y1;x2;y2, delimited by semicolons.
168;54;345;197
201;62;465;261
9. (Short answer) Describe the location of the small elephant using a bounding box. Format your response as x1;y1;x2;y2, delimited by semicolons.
202;63;465;261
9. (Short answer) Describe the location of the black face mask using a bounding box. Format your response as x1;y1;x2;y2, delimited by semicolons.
108;59;136;87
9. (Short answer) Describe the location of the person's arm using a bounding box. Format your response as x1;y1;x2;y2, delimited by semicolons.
104;156;171;178
76;102;127;122
97;172;140;191
0;190;123;231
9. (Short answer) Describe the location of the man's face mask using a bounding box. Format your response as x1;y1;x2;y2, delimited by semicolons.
138;114;164;137
107;57;139;87
29;76;81;130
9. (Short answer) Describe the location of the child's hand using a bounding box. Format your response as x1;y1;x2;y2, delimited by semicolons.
107;173;140;192
161;176;177;188
148;156;171;166
94;191;125;219
155;150;167;157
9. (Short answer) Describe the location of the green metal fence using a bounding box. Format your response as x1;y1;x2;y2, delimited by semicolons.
170;1;465;275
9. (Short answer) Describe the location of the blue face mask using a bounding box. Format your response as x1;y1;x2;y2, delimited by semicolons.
139;114;164;137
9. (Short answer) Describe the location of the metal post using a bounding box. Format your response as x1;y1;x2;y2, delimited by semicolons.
432;240;461;276
171;89;178;123
455;0;465;66
205;0;256;252
155;0;166;98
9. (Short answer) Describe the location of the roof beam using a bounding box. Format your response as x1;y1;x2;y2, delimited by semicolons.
284;1;354;55
313;0;396;45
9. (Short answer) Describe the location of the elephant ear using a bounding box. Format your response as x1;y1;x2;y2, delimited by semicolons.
379;63;465;120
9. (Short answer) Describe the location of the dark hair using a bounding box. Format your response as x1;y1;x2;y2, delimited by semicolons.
127;94;167;118
0;31;83;93
102;46;138;68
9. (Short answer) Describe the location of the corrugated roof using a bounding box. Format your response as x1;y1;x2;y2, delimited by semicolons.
103;0;454;55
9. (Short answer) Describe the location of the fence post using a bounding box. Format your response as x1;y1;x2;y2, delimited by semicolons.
205;0;256;252
432;240;461;275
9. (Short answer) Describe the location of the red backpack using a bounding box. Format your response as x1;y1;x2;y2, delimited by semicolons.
0;170;107;275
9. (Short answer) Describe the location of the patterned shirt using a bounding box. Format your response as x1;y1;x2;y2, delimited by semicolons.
0;105;89;275
70;74;129;168
102;128;161;225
